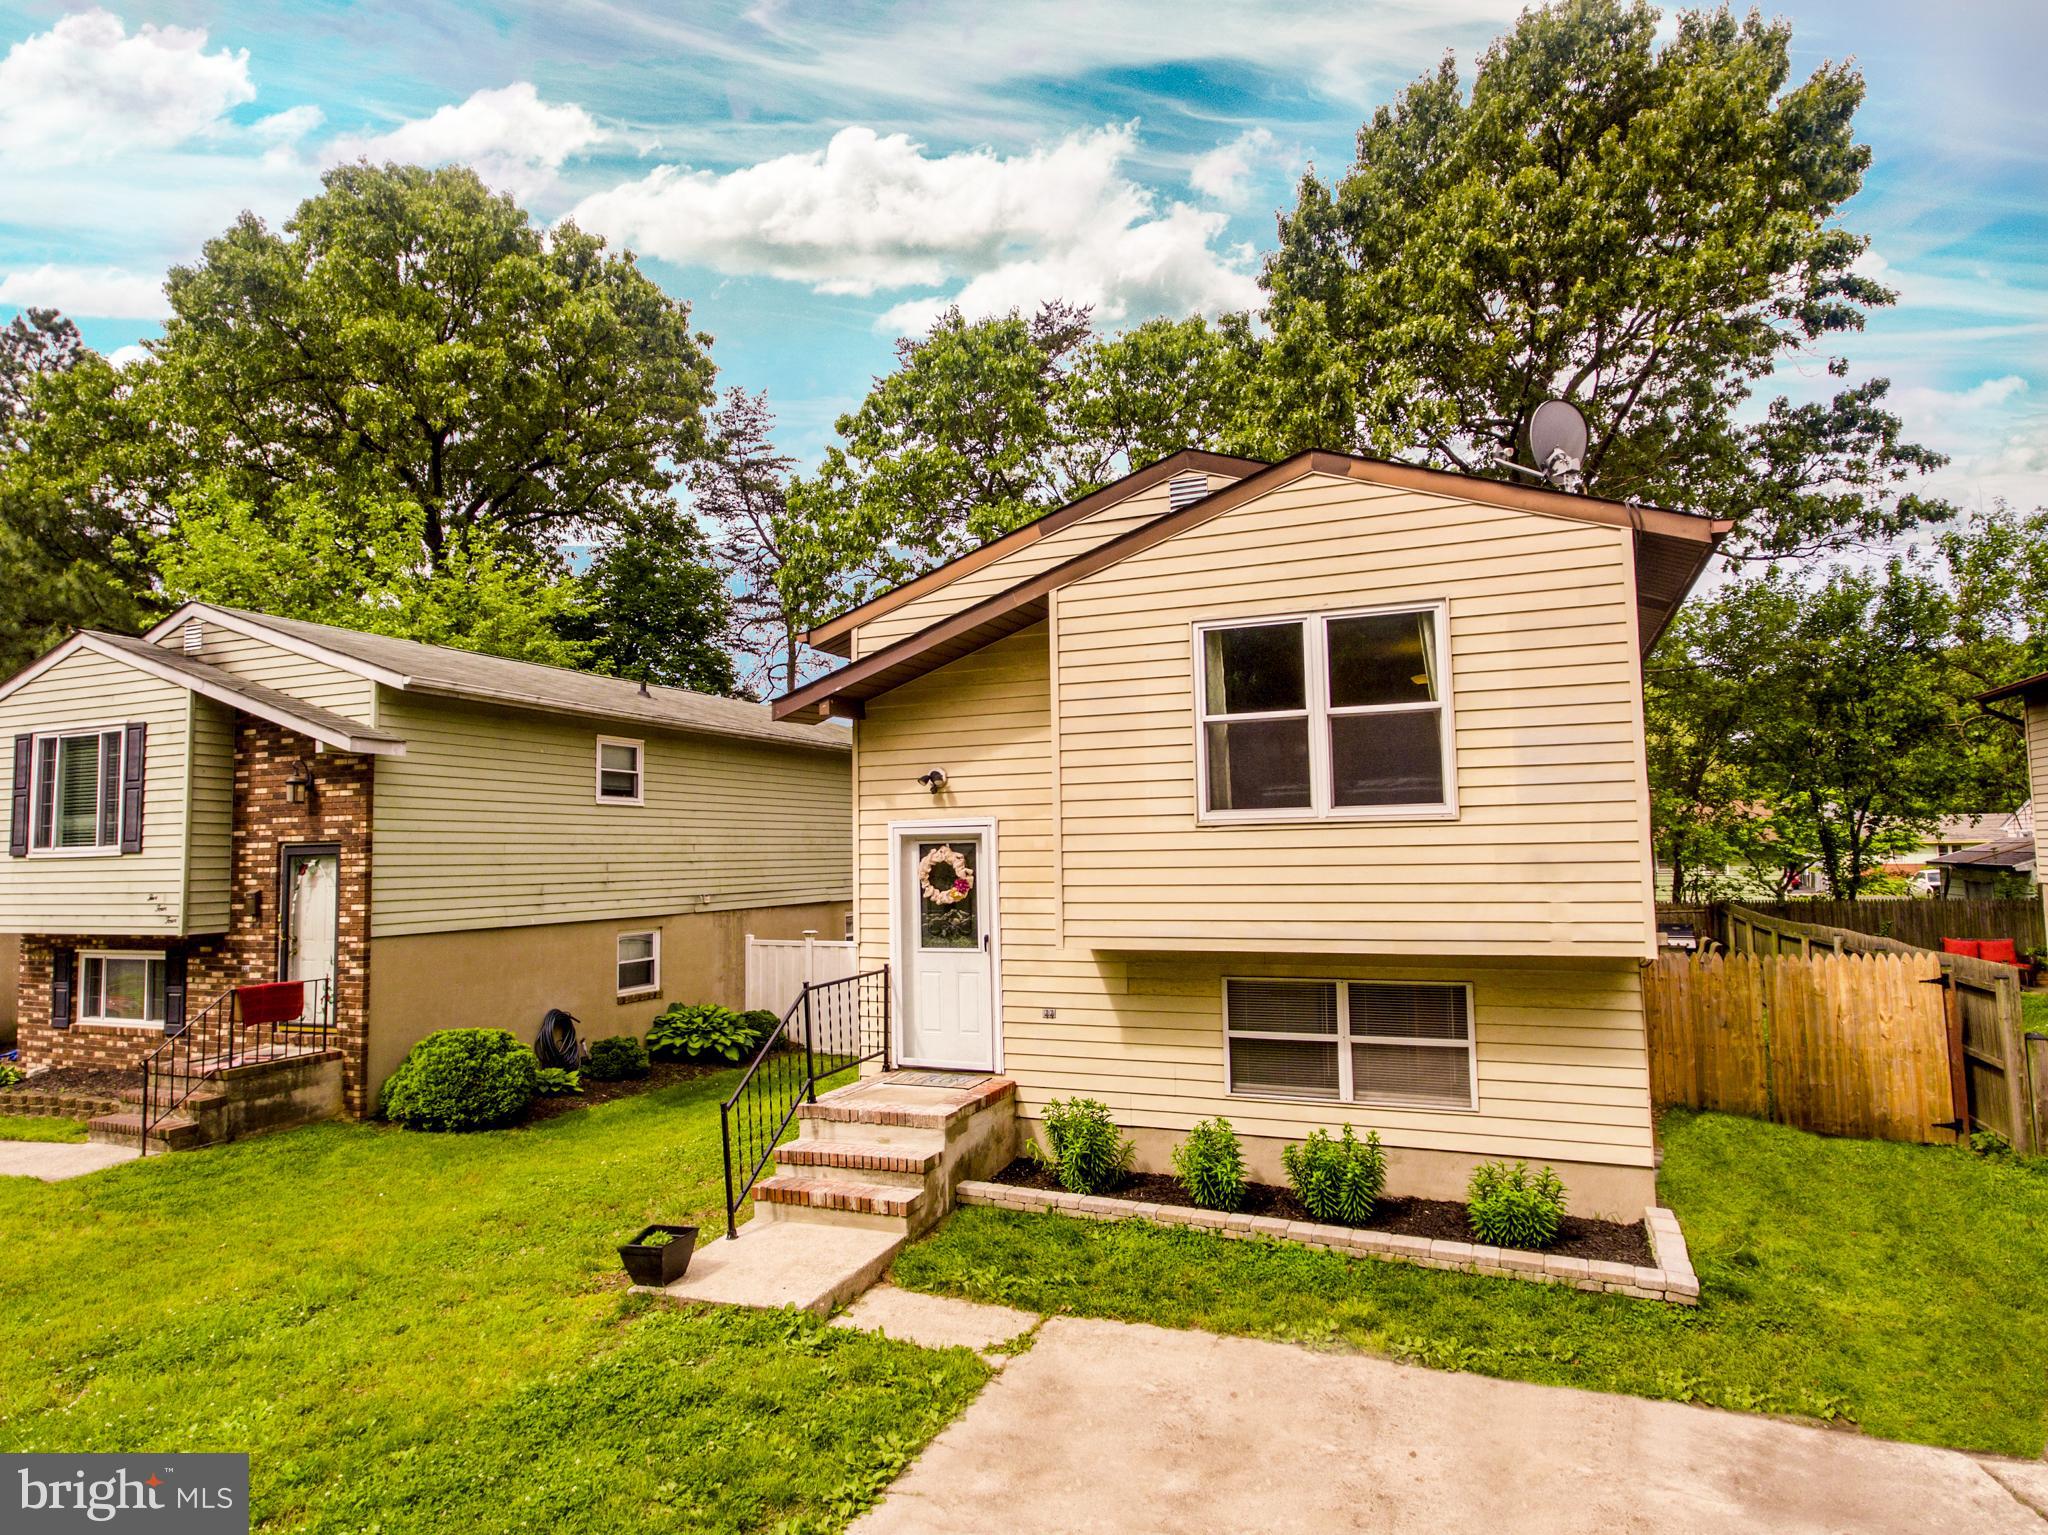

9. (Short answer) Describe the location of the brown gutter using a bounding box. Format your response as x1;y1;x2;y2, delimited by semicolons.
1979;669;2048;704
803;449;1268;655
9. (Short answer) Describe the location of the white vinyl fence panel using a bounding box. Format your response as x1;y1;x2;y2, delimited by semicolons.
745;933;858;1037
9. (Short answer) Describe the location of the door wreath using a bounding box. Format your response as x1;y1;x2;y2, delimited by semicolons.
916;844;975;906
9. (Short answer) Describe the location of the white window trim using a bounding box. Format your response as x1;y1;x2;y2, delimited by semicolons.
1221;976;1478;1113
594;736;644;806
25;725;126;859
76;948;169;1030
616;929;661;997
1191;601;1457;825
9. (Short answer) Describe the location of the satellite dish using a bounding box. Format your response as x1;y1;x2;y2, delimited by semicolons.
1525;399;1589;484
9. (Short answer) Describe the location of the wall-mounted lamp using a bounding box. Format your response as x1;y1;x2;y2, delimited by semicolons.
285;758;316;808
916;768;948;794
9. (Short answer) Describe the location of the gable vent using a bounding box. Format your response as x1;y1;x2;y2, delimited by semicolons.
1167;472;1209;510
181;618;204;656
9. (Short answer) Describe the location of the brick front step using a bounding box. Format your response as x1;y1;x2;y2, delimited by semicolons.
754;1173;925;1220
776;1140;943;1176
117;1086;227;1111
87;1111;206;1151
796;1076;1015;1134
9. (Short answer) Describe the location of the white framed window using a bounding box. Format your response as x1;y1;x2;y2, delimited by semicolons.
595;737;644;804
1223;977;1476;1112
78;950;168;1028
29;727;125;855
1194;604;1454;821
616;930;660;996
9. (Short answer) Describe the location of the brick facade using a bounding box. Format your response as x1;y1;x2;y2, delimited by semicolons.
14;717;376;1114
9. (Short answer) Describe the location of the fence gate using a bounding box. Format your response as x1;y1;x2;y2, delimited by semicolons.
744;933;857;1036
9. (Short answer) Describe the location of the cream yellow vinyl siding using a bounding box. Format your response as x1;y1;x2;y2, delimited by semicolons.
181;697;234;932
1052;472;1655;957
162;626;377;723
2029;697;2047;932
851;623;1654;1171
851;476;1240;659
369;690;851;938
0;649;193;935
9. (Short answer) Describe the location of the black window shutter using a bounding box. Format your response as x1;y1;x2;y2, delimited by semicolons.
50;949;73;1030
119;722;146;854
165;950;188;1036
7;734;28;858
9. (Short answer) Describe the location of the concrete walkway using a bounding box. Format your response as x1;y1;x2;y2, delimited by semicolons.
849;1314;2048;1534
0;1140;138;1181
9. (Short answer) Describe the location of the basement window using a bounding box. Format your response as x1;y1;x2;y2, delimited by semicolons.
79;951;168;1028
1224;978;1475;1111
617;930;660;997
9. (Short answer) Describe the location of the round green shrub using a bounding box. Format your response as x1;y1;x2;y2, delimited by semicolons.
647;1003;757;1063
1465;1161;1567;1249
584;1034;651;1082
738;1009;781;1048
1281;1125;1386;1225
1171;1116;1247;1211
379;1029;537;1131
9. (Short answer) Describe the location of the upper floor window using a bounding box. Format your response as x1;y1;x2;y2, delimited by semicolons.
1195;605;1453;821
596;737;643;804
31;728;125;853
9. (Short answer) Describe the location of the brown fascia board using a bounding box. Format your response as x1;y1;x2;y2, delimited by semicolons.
1979;669;2048;704
802;449;1270;656
773;449;1731;721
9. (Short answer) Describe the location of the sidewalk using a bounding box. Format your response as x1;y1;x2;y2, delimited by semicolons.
849;1313;2048;1534
0;1140;138;1181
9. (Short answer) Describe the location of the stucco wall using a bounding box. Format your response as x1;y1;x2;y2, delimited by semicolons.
364;899;849;1097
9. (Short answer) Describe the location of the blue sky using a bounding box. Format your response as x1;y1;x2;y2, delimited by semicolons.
0;0;2042;514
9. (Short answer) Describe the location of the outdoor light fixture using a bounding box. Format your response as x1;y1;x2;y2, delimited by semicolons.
285;758;315;807
917;768;948;794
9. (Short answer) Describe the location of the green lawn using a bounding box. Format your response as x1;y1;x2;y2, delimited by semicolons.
894;1110;2048;1458
0;1071;986;1533
0;1113;89;1142
2023;989;2047;1033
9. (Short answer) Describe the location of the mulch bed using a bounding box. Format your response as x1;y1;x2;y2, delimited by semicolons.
522;1059;722;1123
990;1158;1652;1266
0;1065;139;1100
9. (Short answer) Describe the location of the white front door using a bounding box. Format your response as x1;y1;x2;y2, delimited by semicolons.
283;849;338;985
897;828;996;1070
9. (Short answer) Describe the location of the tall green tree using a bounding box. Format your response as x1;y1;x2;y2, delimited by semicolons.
1260;0;1950;558
558;509;738;694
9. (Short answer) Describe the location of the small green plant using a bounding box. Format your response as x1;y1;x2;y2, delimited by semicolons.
1466;1160;1568;1249
533;1067;581;1096
1171;1116;1247;1211
738;1009;781;1049
1281;1125;1386;1225
640;1228;676;1248
378;1029;537;1131
1969;1128;2014;1159
0;1062;26;1089
1041;1097;1134;1195
647;1004;757;1063
583;1035;651;1082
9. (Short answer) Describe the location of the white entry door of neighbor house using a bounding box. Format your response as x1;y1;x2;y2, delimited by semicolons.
282;846;339;988
895;825;998;1071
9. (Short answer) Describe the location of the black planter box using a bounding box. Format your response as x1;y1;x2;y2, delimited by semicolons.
619;1224;699;1287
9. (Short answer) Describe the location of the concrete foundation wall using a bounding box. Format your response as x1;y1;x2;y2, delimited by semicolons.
364;899;849;1098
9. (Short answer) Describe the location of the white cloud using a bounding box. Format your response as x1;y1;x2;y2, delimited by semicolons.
1189;128;1279;206
328;83;605;201
573;124;1261;331
0;9;255;163
0;263;168;318
252;105;325;145
107;343;152;368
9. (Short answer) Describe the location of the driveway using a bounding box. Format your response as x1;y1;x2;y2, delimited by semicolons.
852;1315;2048;1534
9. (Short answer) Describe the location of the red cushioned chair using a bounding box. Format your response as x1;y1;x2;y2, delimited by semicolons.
1940;937;1982;958
1978;938;2020;966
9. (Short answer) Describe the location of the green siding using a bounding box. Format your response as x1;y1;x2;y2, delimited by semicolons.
160;624;377;723
369;690;852;938
182;696;235;932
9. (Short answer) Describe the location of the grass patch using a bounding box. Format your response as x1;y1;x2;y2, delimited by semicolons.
2022;989;2047;1033
894;1110;2048;1457
0;1070;986;1533
0;1114;89;1143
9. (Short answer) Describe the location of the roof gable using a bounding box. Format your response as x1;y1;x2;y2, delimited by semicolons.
774;450;1730;722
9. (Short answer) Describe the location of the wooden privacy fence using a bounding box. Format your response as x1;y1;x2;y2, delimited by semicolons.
1736;897;2045;957
1645;951;1963;1145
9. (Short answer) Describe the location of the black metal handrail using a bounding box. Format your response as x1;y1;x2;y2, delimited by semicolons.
138;976;335;1154
720;967;889;1239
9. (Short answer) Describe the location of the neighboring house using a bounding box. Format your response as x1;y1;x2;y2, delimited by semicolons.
1;604;852;1112
774;450;1727;1219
